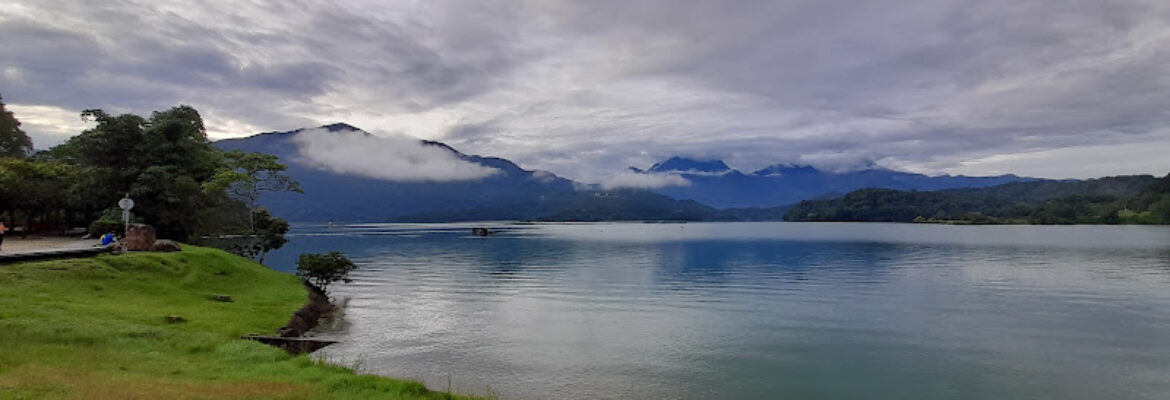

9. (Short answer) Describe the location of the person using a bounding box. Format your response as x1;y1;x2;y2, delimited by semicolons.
0;221;7;253
100;232;118;247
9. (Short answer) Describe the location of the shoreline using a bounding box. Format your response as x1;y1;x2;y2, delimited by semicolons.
0;245;490;400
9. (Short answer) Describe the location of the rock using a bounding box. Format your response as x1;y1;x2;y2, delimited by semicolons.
124;224;157;251
150;239;181;252
165;315;186;323
210;294;233;302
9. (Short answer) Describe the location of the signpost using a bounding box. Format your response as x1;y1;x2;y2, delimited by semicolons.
118;194;134;233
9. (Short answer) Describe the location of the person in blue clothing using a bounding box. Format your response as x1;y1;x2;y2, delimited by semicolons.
100;232;117;247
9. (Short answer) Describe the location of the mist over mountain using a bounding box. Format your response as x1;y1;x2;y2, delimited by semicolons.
633;157;1033;208
216;124;1038;222
215;124;710;222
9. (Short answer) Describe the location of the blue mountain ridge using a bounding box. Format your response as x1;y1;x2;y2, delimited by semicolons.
215;124;1035;221
634;157;1032;208
214;124;712;222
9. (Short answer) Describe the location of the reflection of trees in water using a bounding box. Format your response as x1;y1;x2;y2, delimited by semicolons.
651;241;908;292
266;229;590;282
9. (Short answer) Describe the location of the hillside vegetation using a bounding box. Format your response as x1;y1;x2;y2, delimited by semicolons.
784;174;1170;224
0;246;486;400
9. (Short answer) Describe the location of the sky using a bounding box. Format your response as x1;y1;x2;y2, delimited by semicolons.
2;0;1169;183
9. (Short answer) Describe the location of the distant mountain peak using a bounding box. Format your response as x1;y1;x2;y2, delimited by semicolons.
752;164;819;177
321;122;362;132
246;123;370;138
421;140;462;155
648;156;732;174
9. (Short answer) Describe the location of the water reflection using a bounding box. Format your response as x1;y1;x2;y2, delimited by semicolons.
260;222;1170;400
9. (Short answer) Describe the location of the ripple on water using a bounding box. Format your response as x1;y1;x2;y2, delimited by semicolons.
262;222;1170;400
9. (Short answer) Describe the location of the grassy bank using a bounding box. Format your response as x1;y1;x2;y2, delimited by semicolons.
0;246;488;400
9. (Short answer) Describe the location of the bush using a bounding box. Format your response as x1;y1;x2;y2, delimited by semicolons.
296;251;358;292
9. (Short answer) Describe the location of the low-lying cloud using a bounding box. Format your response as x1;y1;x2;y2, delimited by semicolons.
601;171;691;190
291;128;500;182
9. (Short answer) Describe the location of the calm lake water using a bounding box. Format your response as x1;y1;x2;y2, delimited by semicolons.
263;222;1170;400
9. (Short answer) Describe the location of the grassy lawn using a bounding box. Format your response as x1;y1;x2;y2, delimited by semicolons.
0;246;489;400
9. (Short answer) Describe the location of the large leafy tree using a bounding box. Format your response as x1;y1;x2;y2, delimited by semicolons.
2;103;301;247
52;106;229;240
0;94;34;158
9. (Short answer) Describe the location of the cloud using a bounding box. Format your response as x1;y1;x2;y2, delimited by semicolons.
2;0;1170;180
4;104;94;150
600;171;690;190
937;138;1170;179
290;128;500;182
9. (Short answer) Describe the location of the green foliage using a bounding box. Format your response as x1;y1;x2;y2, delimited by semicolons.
296;251;359;291
206;150;302;233
87;208;144;236
0;103;300;250
0;93;34;158
0;246;486;399
7;104;297;244
253;209;291;259
226;208;291;264
786;174;1170;225
50;106;227;239
0;157;78;229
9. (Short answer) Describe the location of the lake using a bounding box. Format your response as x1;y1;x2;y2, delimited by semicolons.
262;222;1170;400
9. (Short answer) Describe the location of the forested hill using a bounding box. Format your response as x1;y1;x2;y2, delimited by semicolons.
784;174;1170;224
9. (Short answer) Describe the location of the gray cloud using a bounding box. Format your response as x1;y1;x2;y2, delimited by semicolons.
601;171;690;191
1;0;1168;180
291;128;500;182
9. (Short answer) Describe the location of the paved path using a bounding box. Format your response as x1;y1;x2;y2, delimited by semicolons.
0;246;112;264
1;236;94;254
0;236;107;264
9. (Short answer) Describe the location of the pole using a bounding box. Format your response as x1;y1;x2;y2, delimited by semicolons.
118;194;135;235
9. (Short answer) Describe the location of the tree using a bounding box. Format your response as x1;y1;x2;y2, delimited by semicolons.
53;106;225;240
225;208;290;264
0;158;77;231
296;251;358;292
251;209;290;264
205;150;301;233
0;94;34;158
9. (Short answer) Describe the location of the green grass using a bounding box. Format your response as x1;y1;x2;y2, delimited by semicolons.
0;246;490;400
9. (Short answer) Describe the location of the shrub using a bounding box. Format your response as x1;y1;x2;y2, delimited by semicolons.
296;251;358;292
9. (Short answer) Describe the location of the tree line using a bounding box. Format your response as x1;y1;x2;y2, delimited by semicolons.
0;94;299;261
784;174;1170;224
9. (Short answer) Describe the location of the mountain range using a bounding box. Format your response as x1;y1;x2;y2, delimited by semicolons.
216;124;716;222
631;156;1030;208
215;124;1033;222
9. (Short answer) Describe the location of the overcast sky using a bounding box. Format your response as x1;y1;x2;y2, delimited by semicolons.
2;0;1169;182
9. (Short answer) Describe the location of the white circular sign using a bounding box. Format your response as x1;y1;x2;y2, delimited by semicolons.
118;197;135;211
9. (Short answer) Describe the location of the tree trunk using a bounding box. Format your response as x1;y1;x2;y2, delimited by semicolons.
248;198;257;234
